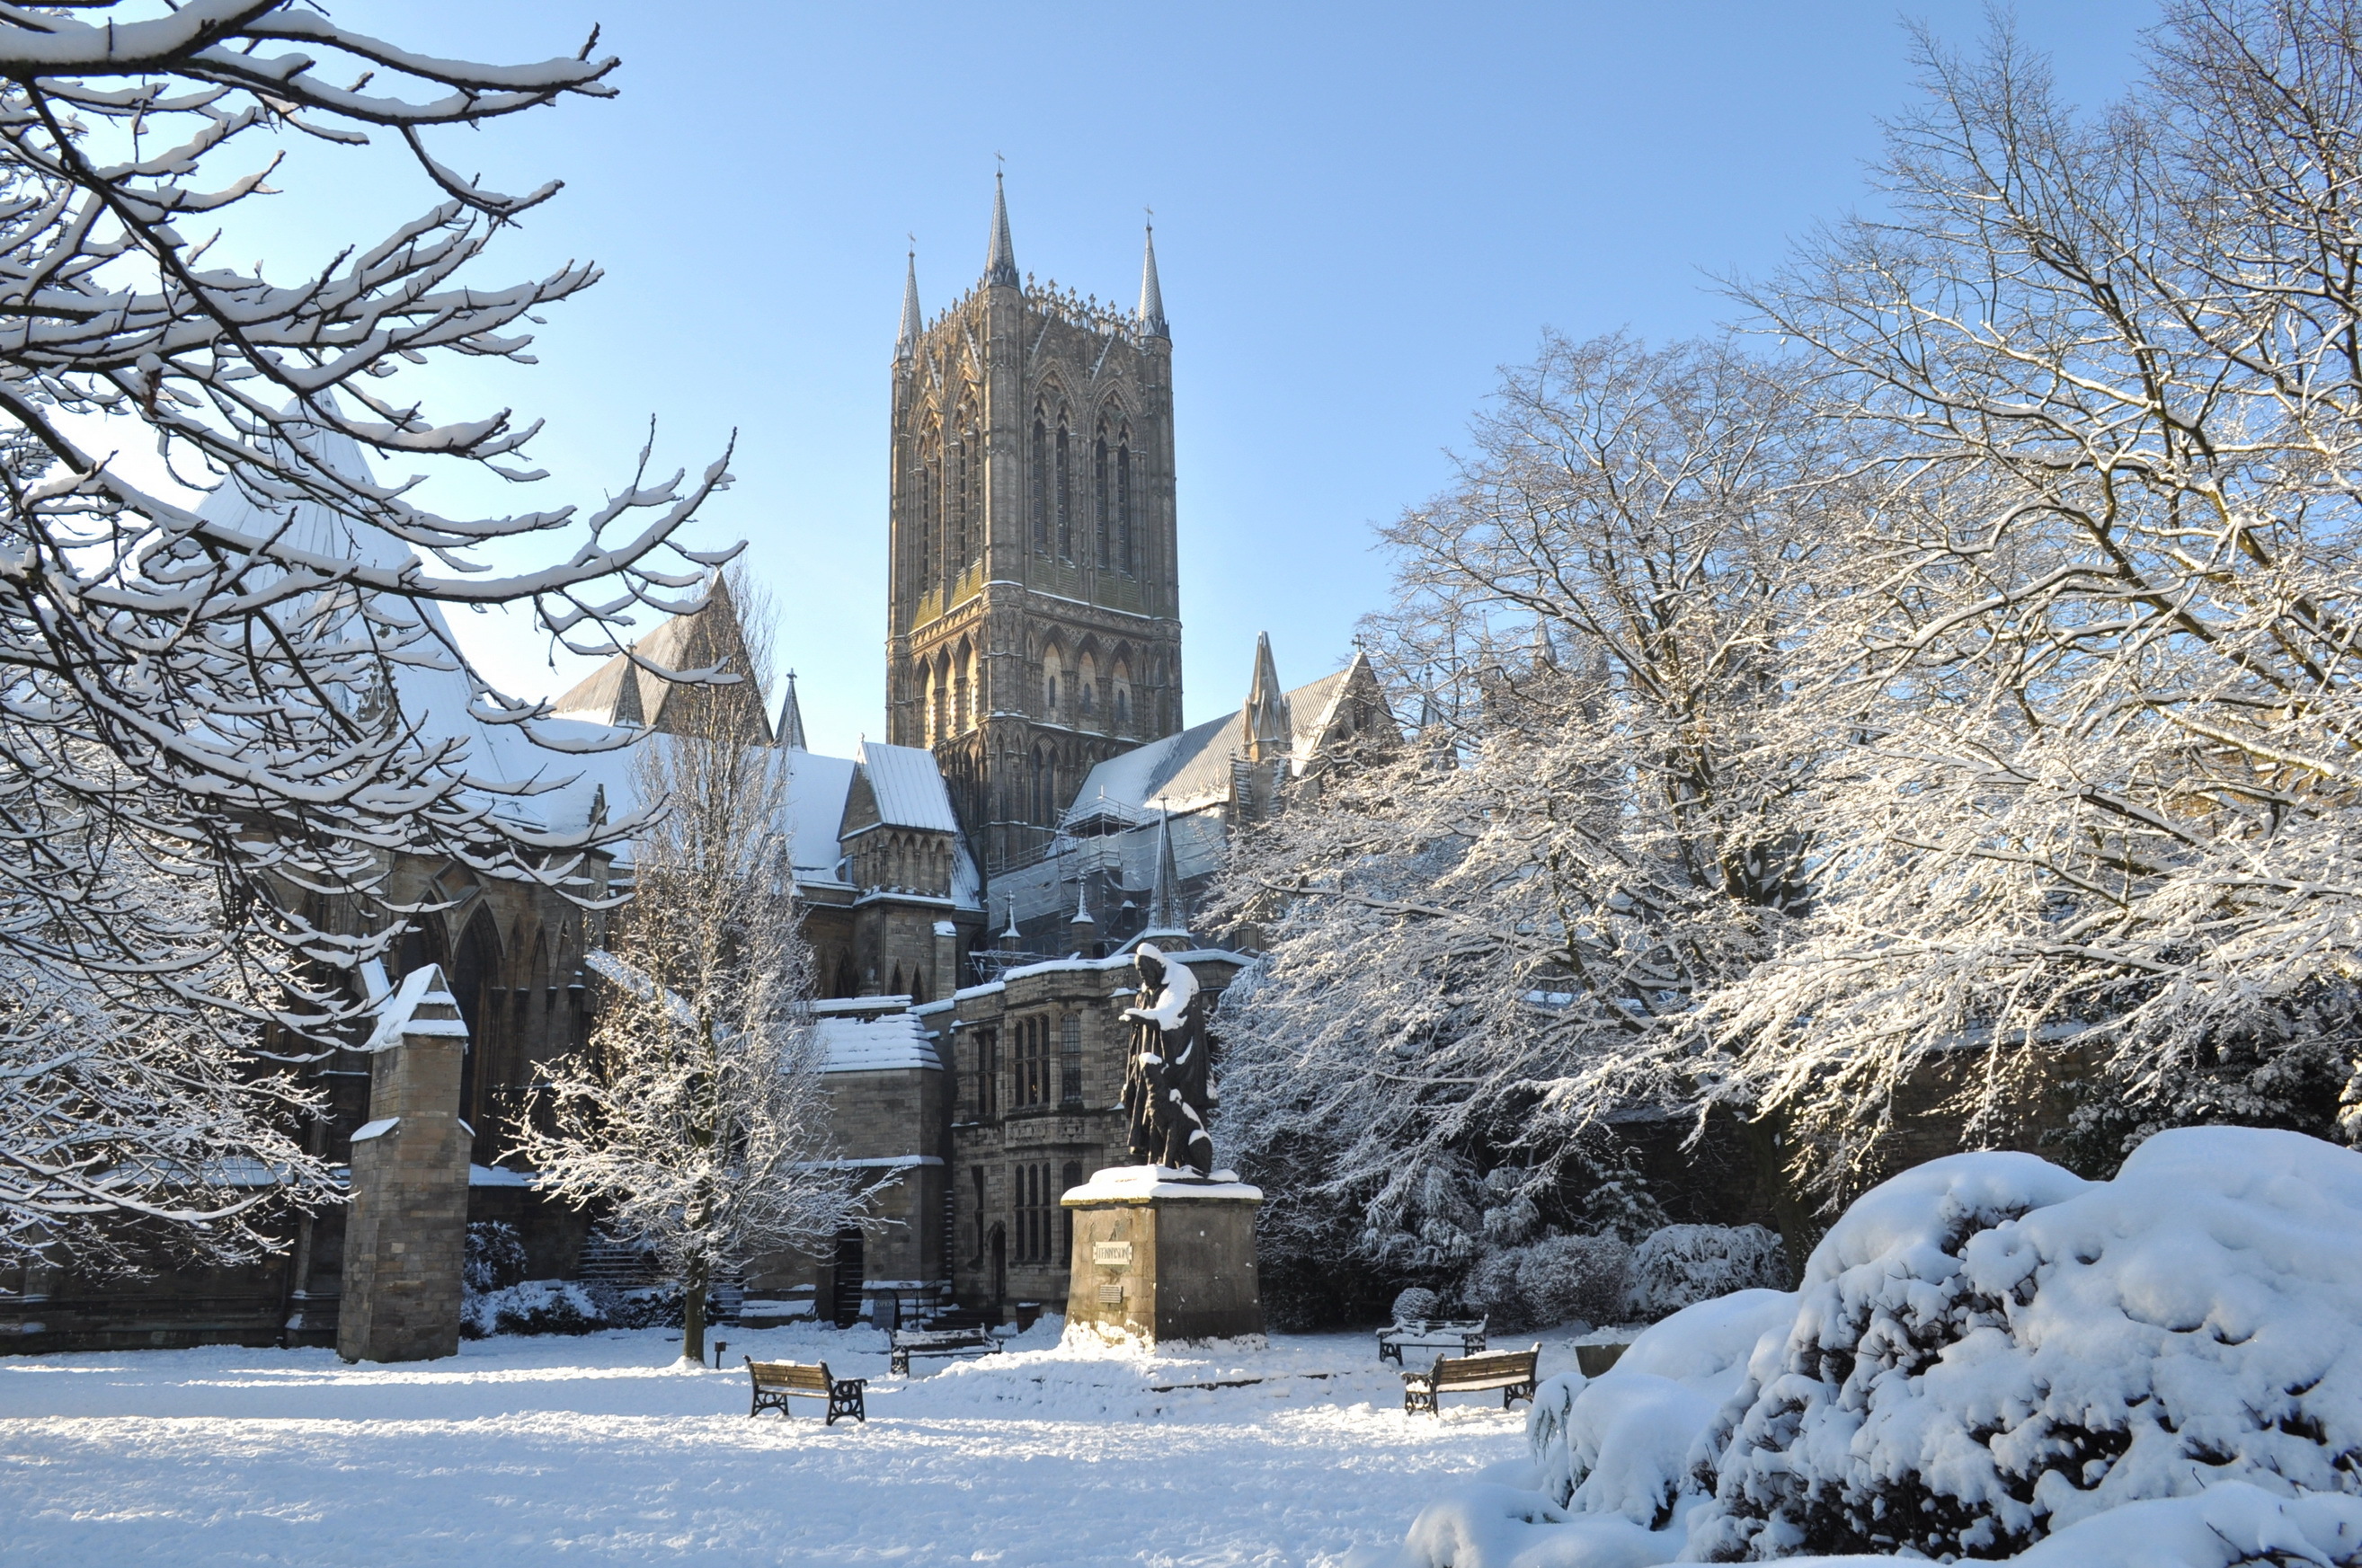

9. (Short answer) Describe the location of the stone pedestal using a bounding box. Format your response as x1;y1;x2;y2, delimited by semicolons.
339;965;473;1363
1061;1166;1263;1344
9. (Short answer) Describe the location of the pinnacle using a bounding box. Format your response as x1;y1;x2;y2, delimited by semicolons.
986;171;1018;288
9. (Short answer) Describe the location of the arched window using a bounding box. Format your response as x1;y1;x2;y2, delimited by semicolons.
1055;420;1072;560
916;455;935;589
1032;745;1054;825
1093;422;1111;570
953;414;974;577
1061;1160;1083;1260
1117;433;1134;576
1030;414;1049;552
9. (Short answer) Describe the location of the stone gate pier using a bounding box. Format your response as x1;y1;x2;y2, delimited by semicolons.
338;965;473;1362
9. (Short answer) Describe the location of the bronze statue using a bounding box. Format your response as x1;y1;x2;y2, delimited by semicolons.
1119;943;1215;1177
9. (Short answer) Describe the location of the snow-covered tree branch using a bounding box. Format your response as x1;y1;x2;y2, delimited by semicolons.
1208;334;1844;1302
0;4;728;1252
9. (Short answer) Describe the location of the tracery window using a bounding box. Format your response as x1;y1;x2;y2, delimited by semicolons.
1117;435;1134;576
974;1027;999;1121
1060;1016;1082;1106
1093;422;1111;569
1030;415;1049;552
1055;421;1072;559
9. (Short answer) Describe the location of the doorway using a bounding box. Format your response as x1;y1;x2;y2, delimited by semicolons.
830;1226;865;1327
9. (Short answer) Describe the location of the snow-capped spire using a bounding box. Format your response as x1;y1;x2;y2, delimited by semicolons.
1144;808;1187;938
894;250;922;365
1243;631;1292;764
1530;616;1558;669
1001;894;1021;943
777;669;808;750
1138;219;1168;339
985;170;1018;288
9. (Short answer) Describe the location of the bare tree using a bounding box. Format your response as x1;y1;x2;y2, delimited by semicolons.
1718;1;2362;1192
511;571;859;1365
0;5;731;1248
1208;333;1842;1298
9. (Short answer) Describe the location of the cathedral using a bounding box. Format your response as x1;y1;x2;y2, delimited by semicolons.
0;182;1390;1349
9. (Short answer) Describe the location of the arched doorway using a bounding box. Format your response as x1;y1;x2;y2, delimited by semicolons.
830;1226;865;1327
449;906;501;1132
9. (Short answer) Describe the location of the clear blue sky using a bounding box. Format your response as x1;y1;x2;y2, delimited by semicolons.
291;2;2158;755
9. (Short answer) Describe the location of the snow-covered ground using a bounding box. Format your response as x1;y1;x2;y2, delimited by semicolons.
0;1318;1609;1565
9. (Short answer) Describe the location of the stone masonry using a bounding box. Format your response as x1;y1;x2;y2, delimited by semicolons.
338;965;473;1362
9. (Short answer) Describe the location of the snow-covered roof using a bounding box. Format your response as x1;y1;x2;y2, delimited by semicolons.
858;740;961;832
812;1012;941;1073
787;750;857;881
1070;664;1365;818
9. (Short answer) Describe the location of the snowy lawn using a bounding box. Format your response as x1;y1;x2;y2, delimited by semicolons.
0;1318;1609;1565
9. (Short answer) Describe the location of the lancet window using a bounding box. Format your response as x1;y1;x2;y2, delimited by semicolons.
1055;421;1072;560
1030;414;1049;552
1117;431;1135;576
1093;421;1111;570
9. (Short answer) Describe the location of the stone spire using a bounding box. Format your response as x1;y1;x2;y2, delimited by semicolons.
985;171;1018;288
1138;220;1168;339
777;669;808;751
1242;631;1292;764
894;250;921;365
1143;808;1187;938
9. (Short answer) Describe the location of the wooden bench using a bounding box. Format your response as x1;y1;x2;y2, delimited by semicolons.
1377;1316;1488;1366
744;1357;866;1424
889;1326;1000;1375
1402;1345;1541;1415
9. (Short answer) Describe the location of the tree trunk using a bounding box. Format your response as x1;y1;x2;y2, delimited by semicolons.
682;1255;709;1366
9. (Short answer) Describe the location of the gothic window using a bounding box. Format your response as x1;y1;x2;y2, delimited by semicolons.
1093;421;1111;570
1117;433;1134;576
953;419;973;577
1061;1160;1082;1260
1030;415;1049;552
1055;420;1072;560
976;1028;999;1120
1032;745;1054;825
1060;1016;1082;1106
916;456;935;589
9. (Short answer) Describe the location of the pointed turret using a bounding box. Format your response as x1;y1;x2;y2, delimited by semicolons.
1138;221;1168;339
1143;808;1188;939
985;171;1018;288
894;251;922;365
1243;631;1292;765
777;669;808;750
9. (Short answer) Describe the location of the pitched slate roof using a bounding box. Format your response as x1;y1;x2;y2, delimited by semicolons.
858;740;961;832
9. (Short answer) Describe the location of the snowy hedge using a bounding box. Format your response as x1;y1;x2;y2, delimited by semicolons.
1625;1224;1789;1322
1368;1128;2362;1566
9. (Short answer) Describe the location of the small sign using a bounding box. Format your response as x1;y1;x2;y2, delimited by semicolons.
1093;1241;1134;1267
1097;1284;1125;1305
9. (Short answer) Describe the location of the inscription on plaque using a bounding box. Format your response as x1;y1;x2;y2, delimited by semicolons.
1097;1284;1125;1305
1092;1241;1134;1267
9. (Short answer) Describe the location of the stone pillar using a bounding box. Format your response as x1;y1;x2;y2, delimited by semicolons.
338;965;473;1363
1061;1166;1263;1345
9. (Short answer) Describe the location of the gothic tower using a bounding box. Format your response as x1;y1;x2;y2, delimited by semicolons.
887;178;1184;875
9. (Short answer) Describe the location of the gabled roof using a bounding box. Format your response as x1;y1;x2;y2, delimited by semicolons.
857;740;960;833
549;578;772;744
1069;654;1387;819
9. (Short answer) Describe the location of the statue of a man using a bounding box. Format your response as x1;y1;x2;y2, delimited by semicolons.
1119;943;1215;1177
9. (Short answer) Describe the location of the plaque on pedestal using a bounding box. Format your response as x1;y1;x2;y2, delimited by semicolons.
1061;1165;1264;1345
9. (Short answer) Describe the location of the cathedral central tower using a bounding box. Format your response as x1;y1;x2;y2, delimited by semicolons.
886;178;1184;875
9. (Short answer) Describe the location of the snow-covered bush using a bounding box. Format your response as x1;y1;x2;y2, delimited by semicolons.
463;1223;528;1296
1698;1129;2362;1559
1374;1127;2362;1567
1465;1234;1630;1329
1390;1287;1442;1324
1624;1224;1788;1321
460;1280;609;1340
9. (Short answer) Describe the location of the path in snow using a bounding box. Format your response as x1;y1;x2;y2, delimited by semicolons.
0;1319;1593;1565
